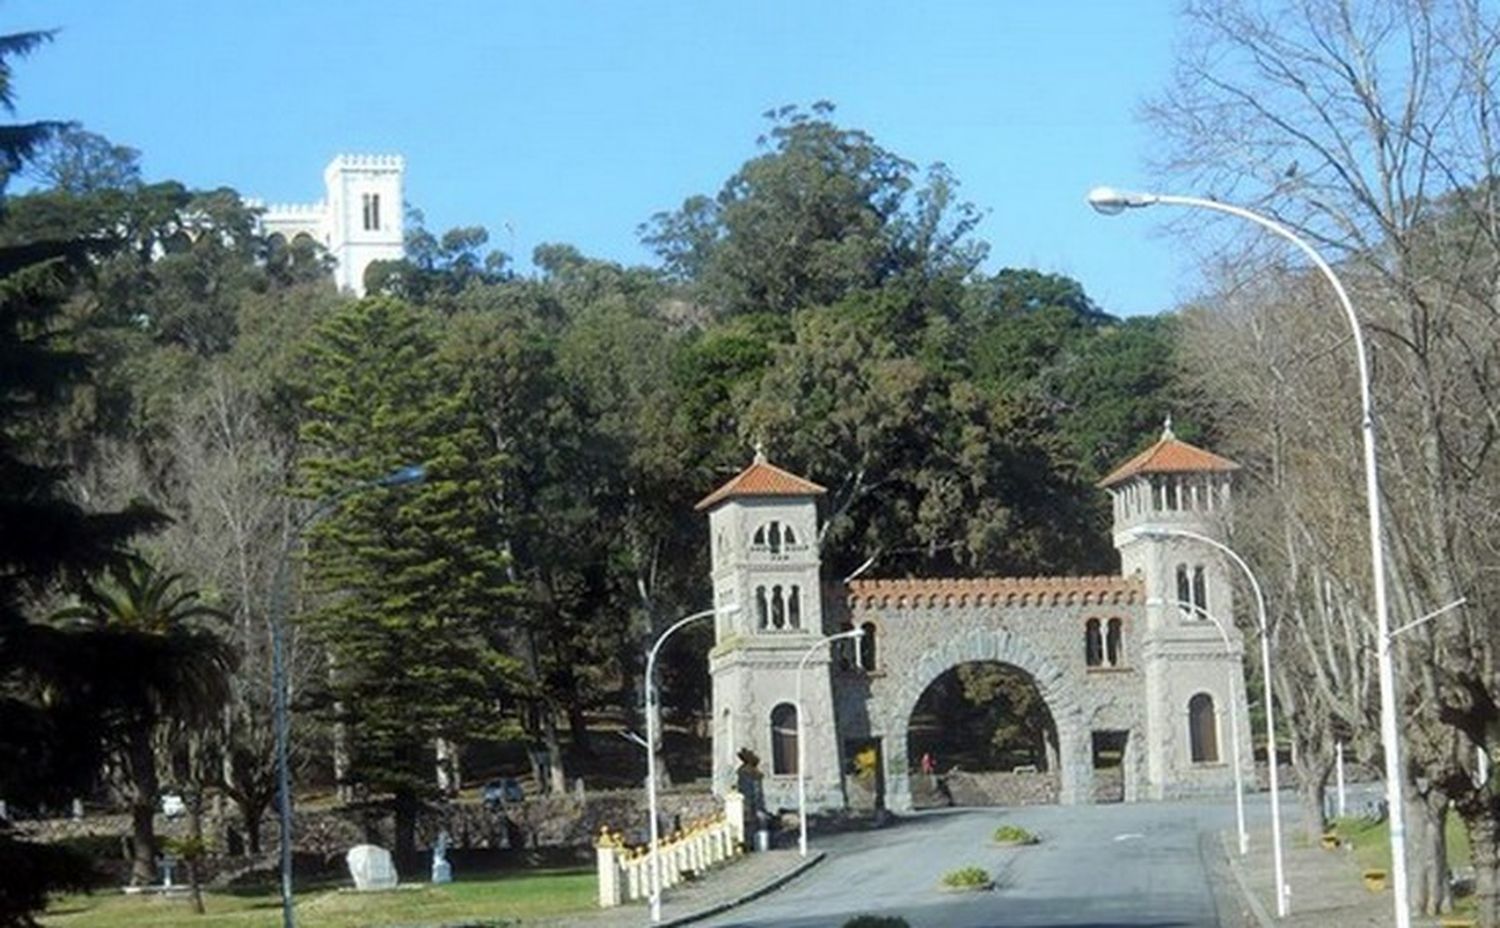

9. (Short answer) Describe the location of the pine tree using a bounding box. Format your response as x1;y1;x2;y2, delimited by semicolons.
298;298;518;863
0;27;164;926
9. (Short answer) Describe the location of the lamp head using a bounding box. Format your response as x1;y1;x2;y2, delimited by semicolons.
1087;186;1159;215
379;464;427;487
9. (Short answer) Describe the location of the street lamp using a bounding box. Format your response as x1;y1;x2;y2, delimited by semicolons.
1147;597;1249;857
644;603;739;924
1129;526;1288;916
270;463;426;928
1092;186;1408;928
794;628;865;858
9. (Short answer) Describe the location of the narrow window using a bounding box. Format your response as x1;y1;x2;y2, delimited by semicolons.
784;525;797;545
771;585;785;629
362;192;381;231
755;586;768;630
1085;618;1103;667
753;526;766;546
771;703;799;775
1176;565;1193;619
787;586;801;629
1189;693;1219;763
1106;618;1122;667
1193;566;1208;614
859;622;877;672
769;521;782;555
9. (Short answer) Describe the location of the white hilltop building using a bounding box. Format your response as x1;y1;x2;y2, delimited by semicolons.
249;154;405;296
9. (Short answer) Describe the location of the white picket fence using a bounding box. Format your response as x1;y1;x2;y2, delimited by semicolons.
595;790;746;907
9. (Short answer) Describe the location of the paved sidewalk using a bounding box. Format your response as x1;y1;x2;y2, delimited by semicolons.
1214;825;1444;927
532;849;823;928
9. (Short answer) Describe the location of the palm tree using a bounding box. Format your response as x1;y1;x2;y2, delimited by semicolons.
55;557;234;886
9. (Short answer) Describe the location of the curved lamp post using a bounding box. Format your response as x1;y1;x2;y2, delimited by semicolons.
1092;186;1406;927
644;603;739;924
794;627;865;857
1149;597;1249;856
271;463;427;928
1129;525;1287;916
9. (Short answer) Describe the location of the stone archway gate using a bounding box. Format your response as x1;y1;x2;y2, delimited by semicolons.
839;576;1146;812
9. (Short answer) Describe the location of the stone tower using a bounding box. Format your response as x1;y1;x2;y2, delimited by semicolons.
696;450;844;813
257;154;405;296
1099;421;1254;799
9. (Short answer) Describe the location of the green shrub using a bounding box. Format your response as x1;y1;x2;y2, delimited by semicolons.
992;824;1038;845
940;865;990;888
841;918;910;928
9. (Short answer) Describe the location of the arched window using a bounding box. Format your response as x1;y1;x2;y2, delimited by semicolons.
1192;566;1208;613
753;526;766;546
1106;618;1123;667
755;586;768;630
771;585;785;629
1085;618;1103;667
768;521;782;555
784;525;797;545
787;586;801;629
771;703;798;775
1189;693;1219;763
859;622;877;672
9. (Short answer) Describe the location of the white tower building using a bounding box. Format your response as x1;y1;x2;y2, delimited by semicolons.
255;154;405;296
1101;421;1254;799
697;449;845;813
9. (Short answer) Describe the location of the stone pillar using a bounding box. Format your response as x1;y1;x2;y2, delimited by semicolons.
594;828;622;908
724;790;745;847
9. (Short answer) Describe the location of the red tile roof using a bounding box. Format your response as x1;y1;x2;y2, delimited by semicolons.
1097;424;1238;488
847;575;1143;609
694;453;827;511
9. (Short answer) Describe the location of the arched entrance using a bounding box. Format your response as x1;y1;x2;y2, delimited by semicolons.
906;661;1059;807
877;627;1091;811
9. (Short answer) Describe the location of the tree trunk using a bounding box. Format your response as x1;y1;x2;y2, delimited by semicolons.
242;799;264;856
1467;808;1500;928
567;702;593;759
1294;754;1332;845
392;788;419;874
435;738;460;797
1405;778;1452;916
543;710;567;795
186;792;205;915
124;729;160;886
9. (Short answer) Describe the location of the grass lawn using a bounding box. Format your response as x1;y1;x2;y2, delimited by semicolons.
41;868;595;928
1331;814;1472;875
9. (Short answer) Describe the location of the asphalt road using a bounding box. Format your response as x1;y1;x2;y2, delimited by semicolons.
700;799;1253;928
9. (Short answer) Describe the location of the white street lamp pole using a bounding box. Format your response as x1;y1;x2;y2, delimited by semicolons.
1090;187;1408;928
644;604;738;924
794;628;865;858
1133;526;1287;916
271;464;426;928
1148;597;1248;856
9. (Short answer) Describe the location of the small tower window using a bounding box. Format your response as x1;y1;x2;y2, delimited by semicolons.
755;586;768;630
753;526;766;546
1176;565;1194;620
1189;693;1219;763
859;622;877;671
787;586;801;629
768;522;782;555
1085;618;1103;667
1106;618;1123;667
362;192;381;231
771;585;785;629
1192;566;1208;614
784;525;797;545
771;703;798;775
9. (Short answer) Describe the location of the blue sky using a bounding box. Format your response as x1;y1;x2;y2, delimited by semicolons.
11;1;1191;317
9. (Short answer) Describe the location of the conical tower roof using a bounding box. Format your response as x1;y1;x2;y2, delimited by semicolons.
1098;419;1239;489
694;446;826;511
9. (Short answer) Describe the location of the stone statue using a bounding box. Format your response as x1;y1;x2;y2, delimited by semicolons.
431;830;452;884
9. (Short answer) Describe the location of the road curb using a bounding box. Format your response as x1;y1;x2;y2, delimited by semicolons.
1219;829;1275;928
662;851;826;927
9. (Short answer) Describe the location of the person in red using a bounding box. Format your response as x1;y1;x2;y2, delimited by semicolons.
920;752;935;777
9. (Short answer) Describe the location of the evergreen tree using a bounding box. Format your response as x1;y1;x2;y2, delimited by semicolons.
0;27;163;925
298;298;518;863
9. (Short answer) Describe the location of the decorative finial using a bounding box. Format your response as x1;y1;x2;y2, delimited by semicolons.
1162;414;1175;440
752;439;767;464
